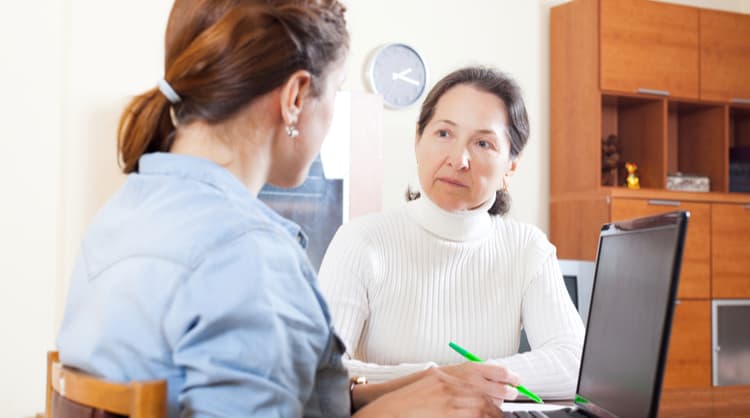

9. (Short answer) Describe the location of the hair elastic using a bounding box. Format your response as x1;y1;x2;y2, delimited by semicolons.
157;78;182;104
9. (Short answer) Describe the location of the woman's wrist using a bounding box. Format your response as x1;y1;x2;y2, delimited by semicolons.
351;379;400;411
351;368;437;418
352;367;434;411
350;376;368;413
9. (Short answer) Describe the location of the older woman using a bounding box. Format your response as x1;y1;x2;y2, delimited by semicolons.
319;66;585;401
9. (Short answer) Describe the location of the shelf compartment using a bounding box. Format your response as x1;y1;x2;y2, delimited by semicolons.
729;107;750;193
667;101;728;192
601;94;666;189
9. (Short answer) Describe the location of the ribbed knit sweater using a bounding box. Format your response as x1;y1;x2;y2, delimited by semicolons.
318;195;585;399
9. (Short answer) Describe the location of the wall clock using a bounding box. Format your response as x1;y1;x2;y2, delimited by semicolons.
366;43;428;109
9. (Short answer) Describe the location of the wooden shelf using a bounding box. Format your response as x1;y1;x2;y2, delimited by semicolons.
606;187;750;204
730;107;750;148
551;0;750;388
601;96;732;193
667;101;727;192
601;95;666;188
729;107;750;193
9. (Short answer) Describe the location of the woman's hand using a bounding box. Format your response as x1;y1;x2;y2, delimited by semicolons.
439;362;521;406
353;367;505;418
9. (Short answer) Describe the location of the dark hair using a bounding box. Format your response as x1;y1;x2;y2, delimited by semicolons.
408;66;530;216
117;0;349;173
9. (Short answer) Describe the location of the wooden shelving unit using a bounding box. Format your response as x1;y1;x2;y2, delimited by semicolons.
551;0;750;390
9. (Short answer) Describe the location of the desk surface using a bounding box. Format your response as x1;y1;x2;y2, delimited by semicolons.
659;386;750;417
526;386;750;417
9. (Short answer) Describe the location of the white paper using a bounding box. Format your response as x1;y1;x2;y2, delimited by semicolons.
501;402;569;412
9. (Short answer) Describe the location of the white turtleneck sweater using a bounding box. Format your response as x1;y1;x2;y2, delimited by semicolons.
318;195;585;399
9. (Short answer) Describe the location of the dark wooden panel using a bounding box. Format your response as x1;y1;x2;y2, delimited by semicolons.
550;197;609;261
700;10;750;102
601;0;699;99
712;203;750;298
550;0;600;195
662;300;712;388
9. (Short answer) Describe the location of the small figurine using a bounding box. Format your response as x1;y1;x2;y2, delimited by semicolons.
601;134;622;186
625;162;640;189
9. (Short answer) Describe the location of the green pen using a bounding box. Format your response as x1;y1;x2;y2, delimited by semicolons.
448;341;544;404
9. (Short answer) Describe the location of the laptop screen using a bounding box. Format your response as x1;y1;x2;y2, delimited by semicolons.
577;214;686;418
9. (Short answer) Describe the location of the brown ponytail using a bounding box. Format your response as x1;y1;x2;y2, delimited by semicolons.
117;0;349;174
117;88;176;173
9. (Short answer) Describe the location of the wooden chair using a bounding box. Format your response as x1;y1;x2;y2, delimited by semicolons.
45;351;167;418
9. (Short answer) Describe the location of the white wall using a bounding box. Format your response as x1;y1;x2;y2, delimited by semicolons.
658;0;750;11
0;1;171;416
2;0;748;416
0;1;64;416
59;0;172;331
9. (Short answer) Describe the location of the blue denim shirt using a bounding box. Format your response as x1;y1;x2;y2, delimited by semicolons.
57;153;349;418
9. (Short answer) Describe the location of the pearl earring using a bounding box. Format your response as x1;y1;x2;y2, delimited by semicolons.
286;125;299;138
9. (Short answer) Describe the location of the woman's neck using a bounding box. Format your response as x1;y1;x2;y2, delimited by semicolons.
170;114;273;196
406;192;496;242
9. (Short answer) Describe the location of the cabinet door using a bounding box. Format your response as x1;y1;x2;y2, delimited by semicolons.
712;203;750;298
600;0;698;99
700;10;750;102
663;300;711;388
611;198;710;299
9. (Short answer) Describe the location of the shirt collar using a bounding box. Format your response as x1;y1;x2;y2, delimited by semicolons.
138;152;308;248
406;190;495;242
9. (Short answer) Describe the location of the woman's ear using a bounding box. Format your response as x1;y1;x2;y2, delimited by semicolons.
279;70;313;125
507;156;520;176
503;154;522;187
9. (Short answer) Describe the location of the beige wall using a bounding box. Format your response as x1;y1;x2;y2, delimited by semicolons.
0;1;171;416
658;0;750;11
0;1;64;415
2;0;747;416
59;0;172;331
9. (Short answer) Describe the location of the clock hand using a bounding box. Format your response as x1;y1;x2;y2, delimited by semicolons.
391;68;413;81
393;73;420;86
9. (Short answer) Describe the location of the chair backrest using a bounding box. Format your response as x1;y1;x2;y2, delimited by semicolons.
46;351;167;418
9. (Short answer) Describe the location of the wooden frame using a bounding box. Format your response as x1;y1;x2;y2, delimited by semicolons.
46;351;166;418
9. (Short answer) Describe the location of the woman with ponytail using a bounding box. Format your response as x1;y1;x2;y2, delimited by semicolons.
319;67;585;402
56;1;505;417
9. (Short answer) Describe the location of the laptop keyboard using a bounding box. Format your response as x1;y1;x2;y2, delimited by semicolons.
503;408;590;418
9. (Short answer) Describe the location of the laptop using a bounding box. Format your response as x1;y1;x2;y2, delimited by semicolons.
504;211;689;418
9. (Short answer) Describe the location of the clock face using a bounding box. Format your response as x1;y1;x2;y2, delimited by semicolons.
368;43;428;109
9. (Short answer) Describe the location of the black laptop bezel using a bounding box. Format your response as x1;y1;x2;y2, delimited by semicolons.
573;211;689;418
